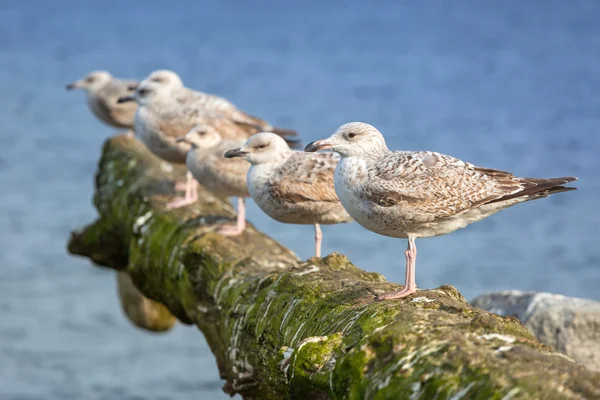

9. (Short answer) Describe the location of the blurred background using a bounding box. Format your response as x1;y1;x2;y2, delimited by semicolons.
1;0;599;398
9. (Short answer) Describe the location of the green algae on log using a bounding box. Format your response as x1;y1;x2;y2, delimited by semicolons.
68;135;600;400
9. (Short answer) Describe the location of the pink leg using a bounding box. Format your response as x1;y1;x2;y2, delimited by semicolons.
167;172;198;209
174;181;187;191
217;197;247;236
314;223;323;258
376;237;418;301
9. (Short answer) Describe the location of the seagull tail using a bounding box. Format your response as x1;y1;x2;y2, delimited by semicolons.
271;126;298;138
271;126;301;149
490;176;578;204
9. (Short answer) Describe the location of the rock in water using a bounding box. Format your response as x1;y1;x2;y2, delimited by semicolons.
472;291;600;371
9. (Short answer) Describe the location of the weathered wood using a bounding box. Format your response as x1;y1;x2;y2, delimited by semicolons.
68;135;600;400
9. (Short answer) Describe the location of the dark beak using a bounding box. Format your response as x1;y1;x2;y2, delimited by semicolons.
65;82;78;91
224;148;248;158
304;139;333;152
117;95;135;103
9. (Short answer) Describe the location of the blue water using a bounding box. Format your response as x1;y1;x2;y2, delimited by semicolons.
1;0;599;398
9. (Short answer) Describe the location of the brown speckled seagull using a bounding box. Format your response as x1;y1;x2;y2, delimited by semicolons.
305;122;577;301
176;125;249;235
118;81;298;209
66;70;138;136
142;70;298;139
225;132;352;257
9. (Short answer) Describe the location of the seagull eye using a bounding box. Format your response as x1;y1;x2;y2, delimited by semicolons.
85;77;95;83
348;132;357;139
151;77;163;83
257;143;267;149
138;88;149;96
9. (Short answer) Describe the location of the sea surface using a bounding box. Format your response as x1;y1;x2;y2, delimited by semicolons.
1;0;599;398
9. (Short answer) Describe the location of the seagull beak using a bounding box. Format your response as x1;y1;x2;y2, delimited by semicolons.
304;139;333;152
65;81;82;91
224;148;248;158
175;136;189;144
117;95;135;103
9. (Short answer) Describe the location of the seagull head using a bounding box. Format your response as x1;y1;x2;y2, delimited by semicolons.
176;124;222;149
142;70;184;91
117;81;170;106
304;122;388;158
66;70;112;93
224;132;292;165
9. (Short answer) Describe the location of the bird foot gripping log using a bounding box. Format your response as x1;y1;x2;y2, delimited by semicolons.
68;135;599;400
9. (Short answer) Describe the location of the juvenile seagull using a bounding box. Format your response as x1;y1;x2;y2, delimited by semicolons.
142;70;298;139
225;132;352;257
305;122;577;301
66;70;138;135
118;82;298;209
176;124;250;235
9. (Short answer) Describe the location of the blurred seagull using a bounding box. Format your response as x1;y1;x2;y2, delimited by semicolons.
66;70;138;135
306;122;577;301
225;132;352;257
118;82;298;209
142;70;298;139
176;124;249;235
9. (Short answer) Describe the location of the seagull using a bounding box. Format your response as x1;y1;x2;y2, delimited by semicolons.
141;70;298;139
118;82;298;209
66;70;138;136
225;132;352;257
176;124;249;235
305;122;577;301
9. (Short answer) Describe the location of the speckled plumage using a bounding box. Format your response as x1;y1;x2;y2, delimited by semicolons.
337;149;576;239
227;132;351;256
142;70;297;137
243;135;352;226
132;84;264;164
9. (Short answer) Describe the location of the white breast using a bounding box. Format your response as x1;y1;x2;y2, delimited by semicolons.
247;164;272;208
334;157;367;220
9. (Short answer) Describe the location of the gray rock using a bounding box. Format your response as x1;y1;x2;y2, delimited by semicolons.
472;290;600;371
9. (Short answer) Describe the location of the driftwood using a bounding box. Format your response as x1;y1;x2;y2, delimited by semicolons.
68;135;600;400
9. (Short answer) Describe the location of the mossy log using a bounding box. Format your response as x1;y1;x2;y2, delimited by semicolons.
68;135;600;400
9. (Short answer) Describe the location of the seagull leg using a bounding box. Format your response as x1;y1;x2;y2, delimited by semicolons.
166;171;198;209
314;223;323;258
174;181;187;191
218;197;247;236
376;237;417;301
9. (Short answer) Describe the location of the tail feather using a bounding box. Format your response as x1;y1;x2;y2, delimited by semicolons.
488;176;578;204
271;126;300;149
243;113;299;138
271;126;298;138
283;137;303;149
234;120;302;149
